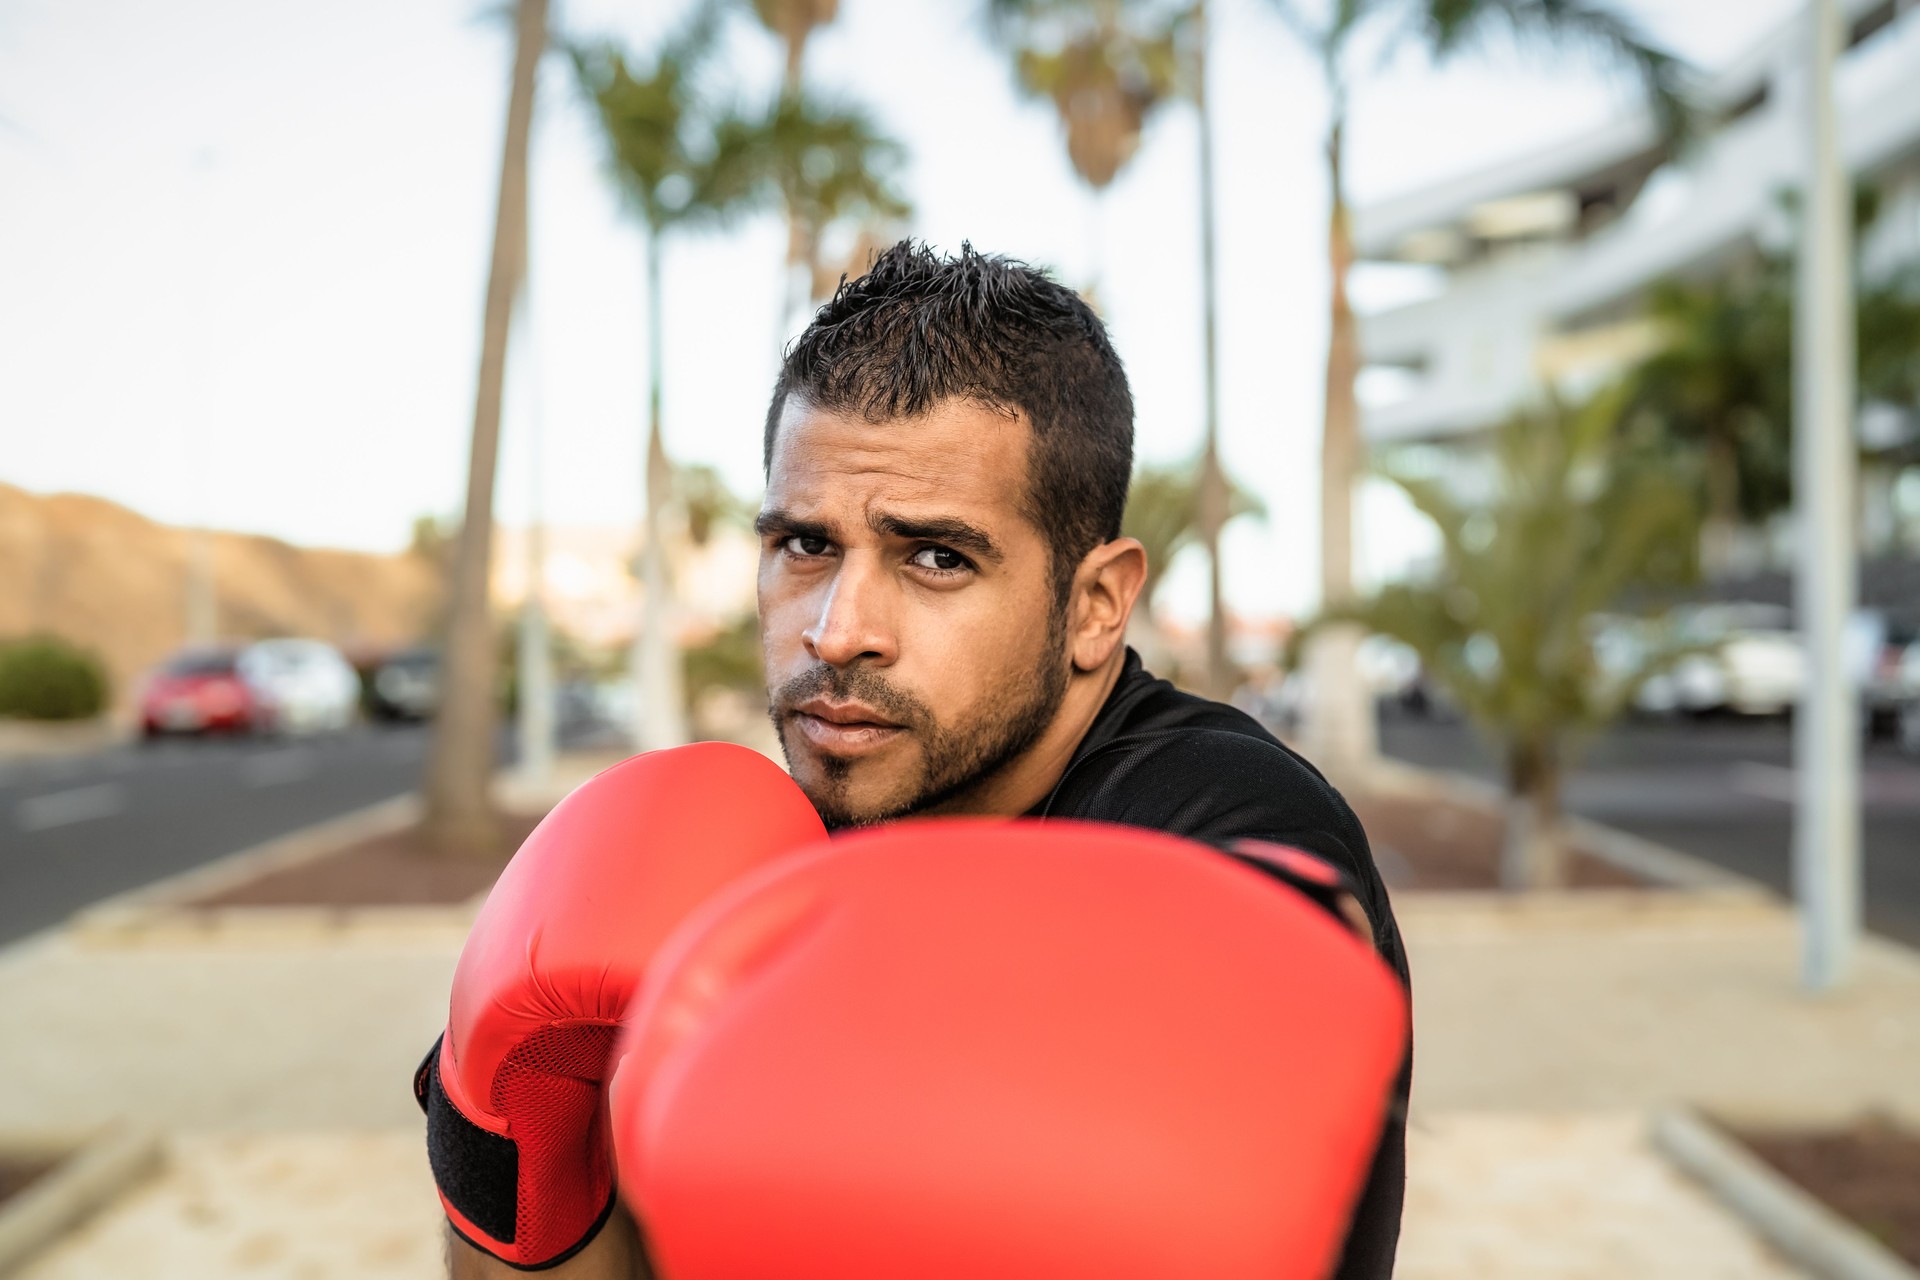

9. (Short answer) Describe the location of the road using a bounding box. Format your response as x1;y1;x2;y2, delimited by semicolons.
7;713;1916;953
0;726;445;945
1380;714;1920;948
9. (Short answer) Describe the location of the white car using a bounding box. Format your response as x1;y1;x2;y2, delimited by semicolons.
238;639;361;735
1662;604;1804;717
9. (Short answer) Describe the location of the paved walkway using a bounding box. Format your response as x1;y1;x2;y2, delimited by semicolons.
1400;893;1920;1122
17;1115;1810;1280
0;931;454;1133
18;1132;443;1280
1401;1112;1806;1279
6;766;1918;1275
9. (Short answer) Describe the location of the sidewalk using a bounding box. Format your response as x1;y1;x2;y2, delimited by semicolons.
8;759;1918;1275
15;1114;1812;1280
1400;892;1920;1121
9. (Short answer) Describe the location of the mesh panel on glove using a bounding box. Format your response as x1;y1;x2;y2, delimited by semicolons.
491;1022;623;1267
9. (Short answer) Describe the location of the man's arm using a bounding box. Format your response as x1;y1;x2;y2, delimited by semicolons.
449;1203;648;1280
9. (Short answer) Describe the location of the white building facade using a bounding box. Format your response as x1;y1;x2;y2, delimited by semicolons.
1353;0;1920;560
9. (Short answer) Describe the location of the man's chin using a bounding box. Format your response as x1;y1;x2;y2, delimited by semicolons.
780;728;919;827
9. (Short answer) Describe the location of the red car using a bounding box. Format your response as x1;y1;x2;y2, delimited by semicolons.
139;647;258;736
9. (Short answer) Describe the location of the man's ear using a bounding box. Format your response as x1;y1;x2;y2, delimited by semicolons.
1069;538;1148;673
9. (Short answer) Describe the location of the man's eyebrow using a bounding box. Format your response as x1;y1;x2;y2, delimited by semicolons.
870;513;1003;563
754;509;834;541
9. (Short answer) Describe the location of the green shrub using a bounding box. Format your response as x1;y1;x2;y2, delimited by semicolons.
0;636;111;721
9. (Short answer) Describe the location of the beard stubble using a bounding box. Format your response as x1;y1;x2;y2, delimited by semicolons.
769;606;1071;829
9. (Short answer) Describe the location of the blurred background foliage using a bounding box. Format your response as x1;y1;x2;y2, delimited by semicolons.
0;636;111;722
1621;186;1920;537
1296;392;1705;886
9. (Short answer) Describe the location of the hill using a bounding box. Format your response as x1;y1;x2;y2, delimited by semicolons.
0;483;444;709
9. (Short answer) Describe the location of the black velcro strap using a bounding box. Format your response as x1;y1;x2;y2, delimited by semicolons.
421;1040;520;1247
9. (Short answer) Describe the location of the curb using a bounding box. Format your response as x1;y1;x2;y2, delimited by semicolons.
66;795;426;946
0;719;131;763
1363;756;1773;897
1652;1106;1920;1280
0;1124;163;1275
59;754;624;949
1392;888;1784;936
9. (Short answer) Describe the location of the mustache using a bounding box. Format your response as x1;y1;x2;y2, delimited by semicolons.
773;664;931;731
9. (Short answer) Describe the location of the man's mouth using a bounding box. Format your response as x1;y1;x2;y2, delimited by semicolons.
790;698;905;756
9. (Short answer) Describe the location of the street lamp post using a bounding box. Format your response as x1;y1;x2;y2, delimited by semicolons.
1793;0;1861;992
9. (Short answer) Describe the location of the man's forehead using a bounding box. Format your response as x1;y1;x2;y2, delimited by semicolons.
766;397;1032;510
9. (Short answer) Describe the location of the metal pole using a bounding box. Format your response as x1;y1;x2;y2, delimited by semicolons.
1793;0;1860;992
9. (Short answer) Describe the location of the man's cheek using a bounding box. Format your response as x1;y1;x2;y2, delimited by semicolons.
758;603;806;682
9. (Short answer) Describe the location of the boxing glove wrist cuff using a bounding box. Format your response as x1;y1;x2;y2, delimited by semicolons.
413;1036;617;1271
1228;839;1369;938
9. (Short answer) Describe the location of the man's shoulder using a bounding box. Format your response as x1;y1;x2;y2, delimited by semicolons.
1048;675;1408;982
1060;656;1344;824
1047;720;1353;837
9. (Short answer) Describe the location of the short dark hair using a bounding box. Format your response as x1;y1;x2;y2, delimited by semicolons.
764;241;1134;595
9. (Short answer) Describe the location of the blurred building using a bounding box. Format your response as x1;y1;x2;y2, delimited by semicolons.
1354;0;1920;560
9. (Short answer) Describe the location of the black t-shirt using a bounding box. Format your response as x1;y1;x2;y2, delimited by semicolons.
1026;650;1410;1280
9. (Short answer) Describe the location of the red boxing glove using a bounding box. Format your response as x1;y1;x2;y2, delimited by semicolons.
611;819;1408;1280
414;743;826;1269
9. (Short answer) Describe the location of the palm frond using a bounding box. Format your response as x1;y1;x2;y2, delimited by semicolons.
1415;0;1692;144
1306;393;1703;751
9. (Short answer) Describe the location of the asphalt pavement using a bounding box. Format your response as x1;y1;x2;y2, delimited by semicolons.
1380;713;1920;947
0;725;444;945
8;712;1914;953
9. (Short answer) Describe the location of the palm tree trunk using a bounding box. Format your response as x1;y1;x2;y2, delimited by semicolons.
1192;0;1232;700
1085;189;1107;303
783;30;807;90
422;0;545;855
780;31;813;334
1501;737;1567;889
634;232;688;753
1302;105;1379;778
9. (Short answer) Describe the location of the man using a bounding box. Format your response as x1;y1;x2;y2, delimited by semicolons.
441;241;1409;1279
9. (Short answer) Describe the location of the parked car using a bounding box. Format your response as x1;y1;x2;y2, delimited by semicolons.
1855;609;1920;738
139;647;258;737
239;639;361;734
1658;603;1804;718
366;646;440;721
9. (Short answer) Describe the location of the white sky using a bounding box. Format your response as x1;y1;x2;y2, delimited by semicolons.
0;0;1799;623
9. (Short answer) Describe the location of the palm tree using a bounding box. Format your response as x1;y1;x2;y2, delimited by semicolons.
988;1;1235;695
987;1;1183;279
749;0;839;87
738;0;879;326
1624;268;1792;569
739;91;910;327
1270;0;1688;780
571;14;767;753
990;0;1185;306
1300;394;1702;887
421;0;546;854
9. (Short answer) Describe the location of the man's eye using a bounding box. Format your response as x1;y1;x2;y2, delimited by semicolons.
909;546;971;573
783;535;832;557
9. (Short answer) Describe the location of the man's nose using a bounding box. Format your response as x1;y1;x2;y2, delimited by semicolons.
802;557;897;668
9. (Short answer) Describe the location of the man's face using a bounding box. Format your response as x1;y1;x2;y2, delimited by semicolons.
757;397;1070;828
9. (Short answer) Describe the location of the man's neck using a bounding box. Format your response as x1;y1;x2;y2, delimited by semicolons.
928;649;1128;819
